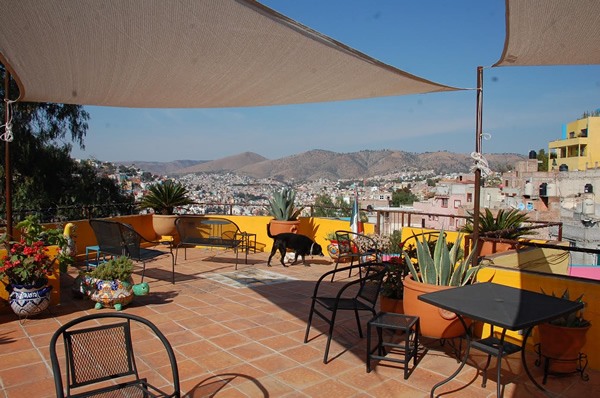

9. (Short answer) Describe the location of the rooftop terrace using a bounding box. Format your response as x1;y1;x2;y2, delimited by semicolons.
1;248;598;397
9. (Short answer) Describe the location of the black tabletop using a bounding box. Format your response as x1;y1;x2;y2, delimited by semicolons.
418;282;583;330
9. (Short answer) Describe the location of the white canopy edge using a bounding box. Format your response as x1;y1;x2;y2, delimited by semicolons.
494;0;600;67
0;0;461;108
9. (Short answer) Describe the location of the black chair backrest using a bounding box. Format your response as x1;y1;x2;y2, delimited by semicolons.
65;321;136;388
356;264;386;307
89;219;125;257
335;231;356;255
50;312;180;398
119;222;144;259
175;216;241;245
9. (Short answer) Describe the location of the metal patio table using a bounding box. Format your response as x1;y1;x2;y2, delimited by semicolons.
418;282;583;398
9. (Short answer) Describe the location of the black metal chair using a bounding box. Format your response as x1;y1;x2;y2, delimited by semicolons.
304;262;387;363
89;219;175;283
50;312;181;398
330;231;379;282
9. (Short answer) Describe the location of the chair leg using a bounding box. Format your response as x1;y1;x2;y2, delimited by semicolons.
170;252;175;284
174;247;179;265
140;261;147;283
354;308;363;338
324;310;338;363
304;300;317;343
331;258;342;282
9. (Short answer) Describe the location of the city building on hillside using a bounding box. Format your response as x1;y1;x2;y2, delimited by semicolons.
549;115;600;171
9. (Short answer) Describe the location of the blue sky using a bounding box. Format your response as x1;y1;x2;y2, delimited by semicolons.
72;0;600;163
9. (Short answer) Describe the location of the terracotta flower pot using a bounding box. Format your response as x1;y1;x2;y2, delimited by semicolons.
403;274;469;339
268;220;300;236
538;323;591;373
152;214;179;238
380;295;404;313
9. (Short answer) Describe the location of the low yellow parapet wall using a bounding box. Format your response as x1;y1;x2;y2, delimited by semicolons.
477;265;600;371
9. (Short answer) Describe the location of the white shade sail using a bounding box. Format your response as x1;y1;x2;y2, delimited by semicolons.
0;0;460;108
494;0;600;67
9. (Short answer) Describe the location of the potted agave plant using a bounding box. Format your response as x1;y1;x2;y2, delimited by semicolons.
402;231;481;338
462;208;532;257
266;187;303;235
139;179;195;237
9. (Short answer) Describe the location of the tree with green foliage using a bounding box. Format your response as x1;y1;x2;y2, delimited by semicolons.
391;187;417;206
1;65;134;222
537;149;548;172
313;193;352;217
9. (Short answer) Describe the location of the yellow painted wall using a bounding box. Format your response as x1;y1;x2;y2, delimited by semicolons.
477;266;600;370
549;116;600;170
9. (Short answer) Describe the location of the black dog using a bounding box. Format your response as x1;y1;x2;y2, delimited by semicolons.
267;224;324;267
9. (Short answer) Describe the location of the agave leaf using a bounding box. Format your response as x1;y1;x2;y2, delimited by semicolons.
460;264;482;286
415;235;436;284
403;250;420;282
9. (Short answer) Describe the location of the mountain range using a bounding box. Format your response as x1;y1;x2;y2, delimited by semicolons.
119;150;525;180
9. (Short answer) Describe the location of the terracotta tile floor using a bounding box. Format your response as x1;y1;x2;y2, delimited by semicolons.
1;249;598;397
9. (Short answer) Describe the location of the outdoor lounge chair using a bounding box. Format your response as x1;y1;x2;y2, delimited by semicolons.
89;219;175;283
50;312;181;398
304;262;387;363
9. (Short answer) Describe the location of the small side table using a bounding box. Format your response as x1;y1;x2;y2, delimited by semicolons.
239;232;257;254
367;312;420;379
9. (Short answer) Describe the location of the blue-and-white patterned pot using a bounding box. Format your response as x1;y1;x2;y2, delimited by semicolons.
8;281;53;317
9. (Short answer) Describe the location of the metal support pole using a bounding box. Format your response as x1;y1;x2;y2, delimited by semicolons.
472;66;484;264
4;70;12;239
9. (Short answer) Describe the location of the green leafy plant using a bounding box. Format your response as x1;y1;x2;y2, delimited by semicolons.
387;230;402;254
266;187;303;221
86;256;134;281
139;180;194;215
403;230;481;286
461;208;532;239
0;215;74;284
380;256;407;299
325;231;337;241
541;289;591;328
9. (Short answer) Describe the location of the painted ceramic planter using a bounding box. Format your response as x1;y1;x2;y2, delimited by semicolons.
8;282;53;317
88;277;134;311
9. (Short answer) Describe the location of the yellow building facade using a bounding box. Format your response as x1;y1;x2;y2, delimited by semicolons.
549;116;600;171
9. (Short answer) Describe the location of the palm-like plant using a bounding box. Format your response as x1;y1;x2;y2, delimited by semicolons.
266;187;303;221
139;180;194;215
461;208;532;240
403;231;480;286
